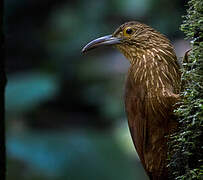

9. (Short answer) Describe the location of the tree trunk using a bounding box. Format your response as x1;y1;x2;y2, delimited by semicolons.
0;0;7;179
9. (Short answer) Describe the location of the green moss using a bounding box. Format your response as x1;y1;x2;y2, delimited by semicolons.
168;0;203;179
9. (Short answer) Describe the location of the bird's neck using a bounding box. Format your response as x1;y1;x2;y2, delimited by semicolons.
124;47;181;119
127;47;181;96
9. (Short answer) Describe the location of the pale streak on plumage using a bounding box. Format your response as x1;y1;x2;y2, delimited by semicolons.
138;58;142;67
172;66;178;76
144;71;147;79
150;69;154;84
158;76;164;87
146;79;149;89
140;70;144;82
143;54;146;63
148;55;158;67
165;53;176;63
132;52;136;57
130;47;135;52
133;68;140;81
162;56;170;65
166;65;176;84
165;49;175;57
151;51;155;58
137;54;141;59
162;44;172;49
162;71;170;82
164;89;170;97
144;63;147;71
157;53;169;65
159;48;175;63
140;49;146;55
152;48;159;53
156;78;160;89
159;48;169;56
156;53;162;61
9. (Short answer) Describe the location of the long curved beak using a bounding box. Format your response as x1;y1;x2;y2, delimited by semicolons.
82;35;121;53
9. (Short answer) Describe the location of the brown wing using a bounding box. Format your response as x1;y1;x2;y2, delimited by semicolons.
124;74;147;169
124;73;179;179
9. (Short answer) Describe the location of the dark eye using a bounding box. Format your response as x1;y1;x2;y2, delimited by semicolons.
123;27;134;37
126;28;133;34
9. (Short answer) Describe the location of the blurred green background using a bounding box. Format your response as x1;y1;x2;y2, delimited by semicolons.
5;0;190;179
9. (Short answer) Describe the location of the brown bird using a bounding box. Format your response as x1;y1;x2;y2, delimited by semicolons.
82;21;181;180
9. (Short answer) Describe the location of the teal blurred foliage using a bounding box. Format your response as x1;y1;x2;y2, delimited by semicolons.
5;0;187;179
7;130;146;180
6;72;59;113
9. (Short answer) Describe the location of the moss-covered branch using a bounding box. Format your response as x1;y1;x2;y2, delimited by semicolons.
168;0;203;179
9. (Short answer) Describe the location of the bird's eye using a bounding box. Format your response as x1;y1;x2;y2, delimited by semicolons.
126;28;133;34
123;27;133;37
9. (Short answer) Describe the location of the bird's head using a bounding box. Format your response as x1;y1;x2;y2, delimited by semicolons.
82;21;171;63
82;21;181;99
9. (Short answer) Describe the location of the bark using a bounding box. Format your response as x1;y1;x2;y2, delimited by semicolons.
0;0;7;179
168;0;203;179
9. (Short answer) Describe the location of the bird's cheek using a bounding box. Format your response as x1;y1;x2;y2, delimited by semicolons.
115;46;133;62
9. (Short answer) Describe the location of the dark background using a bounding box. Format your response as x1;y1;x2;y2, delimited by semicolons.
5;0;190;179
